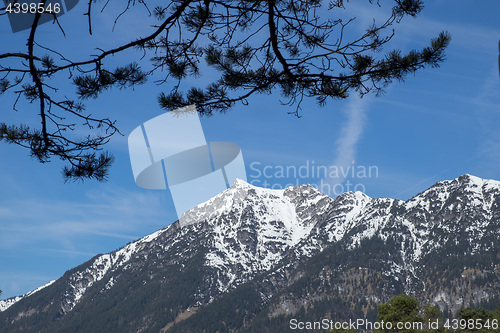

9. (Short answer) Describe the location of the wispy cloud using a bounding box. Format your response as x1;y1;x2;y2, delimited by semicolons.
0;186;172;251
0;273;55;297
325;95;370;187
0;185;169;300
391;169;451;199
342;0;500;51
333;96;368;169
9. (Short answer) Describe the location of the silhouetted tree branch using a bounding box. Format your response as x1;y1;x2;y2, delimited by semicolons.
0;0;450;181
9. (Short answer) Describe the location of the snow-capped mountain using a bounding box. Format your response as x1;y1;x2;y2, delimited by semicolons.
1;174;499;332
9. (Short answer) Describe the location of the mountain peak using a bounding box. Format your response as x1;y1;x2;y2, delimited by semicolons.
230;178;252;189
453;173;500;186
459;173;484;186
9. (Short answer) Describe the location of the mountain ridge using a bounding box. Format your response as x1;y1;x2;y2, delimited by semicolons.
2;174;498;306
1;174;499;332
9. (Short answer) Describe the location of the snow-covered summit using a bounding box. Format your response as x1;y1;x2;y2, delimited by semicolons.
404;173;500;213
180;178;331;227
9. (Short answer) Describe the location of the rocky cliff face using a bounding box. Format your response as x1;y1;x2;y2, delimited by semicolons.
1;174;499;332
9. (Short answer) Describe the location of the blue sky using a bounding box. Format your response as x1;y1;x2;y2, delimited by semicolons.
1;1;499;299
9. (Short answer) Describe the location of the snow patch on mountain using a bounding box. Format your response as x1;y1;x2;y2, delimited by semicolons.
61;226;172;312
202;181;330;292
0;280;55;312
